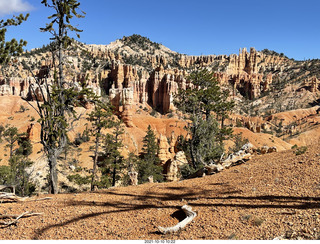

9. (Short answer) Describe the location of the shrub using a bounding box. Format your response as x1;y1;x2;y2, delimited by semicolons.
295;146;308;155
0;157;36;196
67;174;91;186
150;109;157;117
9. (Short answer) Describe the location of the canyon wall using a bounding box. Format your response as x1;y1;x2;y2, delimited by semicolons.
106;47;288;127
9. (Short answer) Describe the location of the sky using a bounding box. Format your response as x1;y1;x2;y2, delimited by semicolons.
2;0;320;60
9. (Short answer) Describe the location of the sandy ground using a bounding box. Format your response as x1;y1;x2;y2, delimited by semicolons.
1;143;320;240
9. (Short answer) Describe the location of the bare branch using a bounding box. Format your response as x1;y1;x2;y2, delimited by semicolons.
0;192;52;202
0;211;43;228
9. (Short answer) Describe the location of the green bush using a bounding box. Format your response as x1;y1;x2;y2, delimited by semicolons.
95;175;111;189
67;174;91;186
0;157;36;196
150;109;157;117
294;146;308;155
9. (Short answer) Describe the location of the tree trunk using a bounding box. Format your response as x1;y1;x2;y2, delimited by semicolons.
48;154;58;194
91;134;100;191
189;118;198;169
189;137;197;169
112;163;116;187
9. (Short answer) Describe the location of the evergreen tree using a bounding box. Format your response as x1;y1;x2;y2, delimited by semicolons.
87;99;114;190
102;120;125;187
138;125;163;183
0;14;29;65
174;68;234;171
0;126;35;196
25;0;93;193
3;126;20;158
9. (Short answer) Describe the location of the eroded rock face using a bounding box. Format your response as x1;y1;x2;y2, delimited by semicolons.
121;87;134;127
107;62;190;116
165;151;189;182
27;122;41;142
303;76;320;92
128;171;138;186
106;47;280;119
158;134;173;165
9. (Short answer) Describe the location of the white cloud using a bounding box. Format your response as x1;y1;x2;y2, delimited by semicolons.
0;0;34;16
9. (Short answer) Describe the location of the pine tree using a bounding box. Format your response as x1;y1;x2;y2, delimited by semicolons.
3;126;20;158
138;125;163;183
102;120;125;187
87;99;114;190
25;0;93;194
174;68;234;171
0;126;35;196
0;14;29;65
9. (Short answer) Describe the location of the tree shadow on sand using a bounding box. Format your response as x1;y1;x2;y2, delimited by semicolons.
31;183;320;239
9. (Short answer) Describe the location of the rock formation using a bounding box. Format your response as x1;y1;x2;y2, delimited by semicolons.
158;134;173;165
302;76;320;92
165;151;188;182
121;87;134;127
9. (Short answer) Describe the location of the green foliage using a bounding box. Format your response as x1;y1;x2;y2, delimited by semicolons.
0;165;11;185
98;120;126;187
122;34;161;51
150;109;158;117
229;133;249;154
261;49;288;59
138;125;163;183
25;0;93;194
8;155;35;196
40;0;85;43
73;129;90;146
0;14;29;65
294;146;308;155
16;135;33;156
191;115;224;164
3;126;27;157
174;68;234;171
86;100;114;190
175;68;234;120
95;175;111;189
67;174;91;186
0;126;35;196
180;115;224;171
19;105;28;113
179;163;197;180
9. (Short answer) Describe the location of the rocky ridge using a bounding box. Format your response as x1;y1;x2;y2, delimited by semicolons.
2;35;319;124
0;35;320;190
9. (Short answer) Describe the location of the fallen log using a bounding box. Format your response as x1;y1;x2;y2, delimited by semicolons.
158;205;196;234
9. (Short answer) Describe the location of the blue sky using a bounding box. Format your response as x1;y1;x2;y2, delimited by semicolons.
3;0;320;60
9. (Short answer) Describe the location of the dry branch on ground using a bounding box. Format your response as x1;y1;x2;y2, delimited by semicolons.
0;192;52;202
158;205;197;234
0;211;43;228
